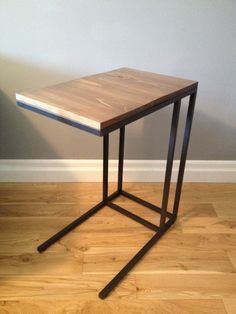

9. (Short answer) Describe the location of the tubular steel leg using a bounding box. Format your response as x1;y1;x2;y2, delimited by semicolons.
172;92;197;220
103;134;109;201
37;134;110;253
160;101;181;228
118;127;125;192
99;217;175;299
37;201;105;253
37;92;197;298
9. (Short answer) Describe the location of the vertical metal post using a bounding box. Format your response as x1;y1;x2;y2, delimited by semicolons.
160;101;181;228
103;134;109;202
172;92;197;220
118;127;125;192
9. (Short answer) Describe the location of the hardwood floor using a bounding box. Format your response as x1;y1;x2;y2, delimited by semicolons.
0;183;235;313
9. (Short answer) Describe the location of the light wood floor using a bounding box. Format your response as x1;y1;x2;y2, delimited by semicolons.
0;183;235;313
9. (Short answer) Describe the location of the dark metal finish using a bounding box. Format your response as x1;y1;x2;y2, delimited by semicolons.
103;134;109;201
34;87;197;299
160;101;181;228
118;127;125;192
17;101;101;136
172;92;197;220
108;202;160;232
37;201;105;253
37;190;120;253
99;216;175;299
121;190;172;219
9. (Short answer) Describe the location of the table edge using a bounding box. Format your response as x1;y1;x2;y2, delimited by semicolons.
16;82;198;137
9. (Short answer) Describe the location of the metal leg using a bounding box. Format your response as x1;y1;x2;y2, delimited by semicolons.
160;101;181;228
172;92;197;220
37;134;111;253
118;127;125;192
103;134;109;201
99;216;175;299
36;93;197;298
99;103;181;298
37;201;105;253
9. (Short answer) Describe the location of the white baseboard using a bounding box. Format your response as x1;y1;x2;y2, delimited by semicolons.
0;159;235;182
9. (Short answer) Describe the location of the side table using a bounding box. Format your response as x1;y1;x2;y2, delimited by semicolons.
16;67;198;299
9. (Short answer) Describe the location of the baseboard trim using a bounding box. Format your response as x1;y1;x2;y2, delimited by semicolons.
0;159;235;182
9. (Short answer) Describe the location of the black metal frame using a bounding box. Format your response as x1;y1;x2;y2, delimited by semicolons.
37;90;197;299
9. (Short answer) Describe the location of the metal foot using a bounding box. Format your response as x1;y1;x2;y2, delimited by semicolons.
37;191;120;253
37;201;104;253
99;217;174;299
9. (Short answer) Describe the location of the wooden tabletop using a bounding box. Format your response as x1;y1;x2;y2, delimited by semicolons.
16;67;197;135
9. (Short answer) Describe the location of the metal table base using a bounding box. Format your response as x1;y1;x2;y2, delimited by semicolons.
37;92;197;299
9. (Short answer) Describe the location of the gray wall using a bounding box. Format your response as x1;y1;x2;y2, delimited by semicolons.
0;0;235;160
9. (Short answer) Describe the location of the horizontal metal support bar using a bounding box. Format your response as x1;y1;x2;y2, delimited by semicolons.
107;202;159;232
37;200;105;252
99;216;175;299
121;190;172;219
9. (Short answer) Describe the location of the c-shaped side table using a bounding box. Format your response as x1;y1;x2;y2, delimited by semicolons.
16;67;198;299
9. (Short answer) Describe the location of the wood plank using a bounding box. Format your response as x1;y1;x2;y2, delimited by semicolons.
214;202;236;217
0;213;156;254
0;275;136;300
1;232;236;255
16;68;197;131
0;215;156;234
83;246;234;275
0;252;83;275
227;250;236;270
223;298;236;314
0;203;93;217
122;183;236;204
0;182;57;191
0;188;101;204
0;299;227;314
1;182;235;204
0;231;155;254
155;233;236;251
0;202;216;226
0;182;236;312
135;274;236;299
180;217;236;234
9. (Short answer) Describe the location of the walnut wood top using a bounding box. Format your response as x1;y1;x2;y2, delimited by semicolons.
16;67;197;134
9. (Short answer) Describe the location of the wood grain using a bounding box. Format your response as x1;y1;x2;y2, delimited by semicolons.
16;68;197;131
135;273;236;299
0;183;235;313
223;299;236;314
0;299;227;314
